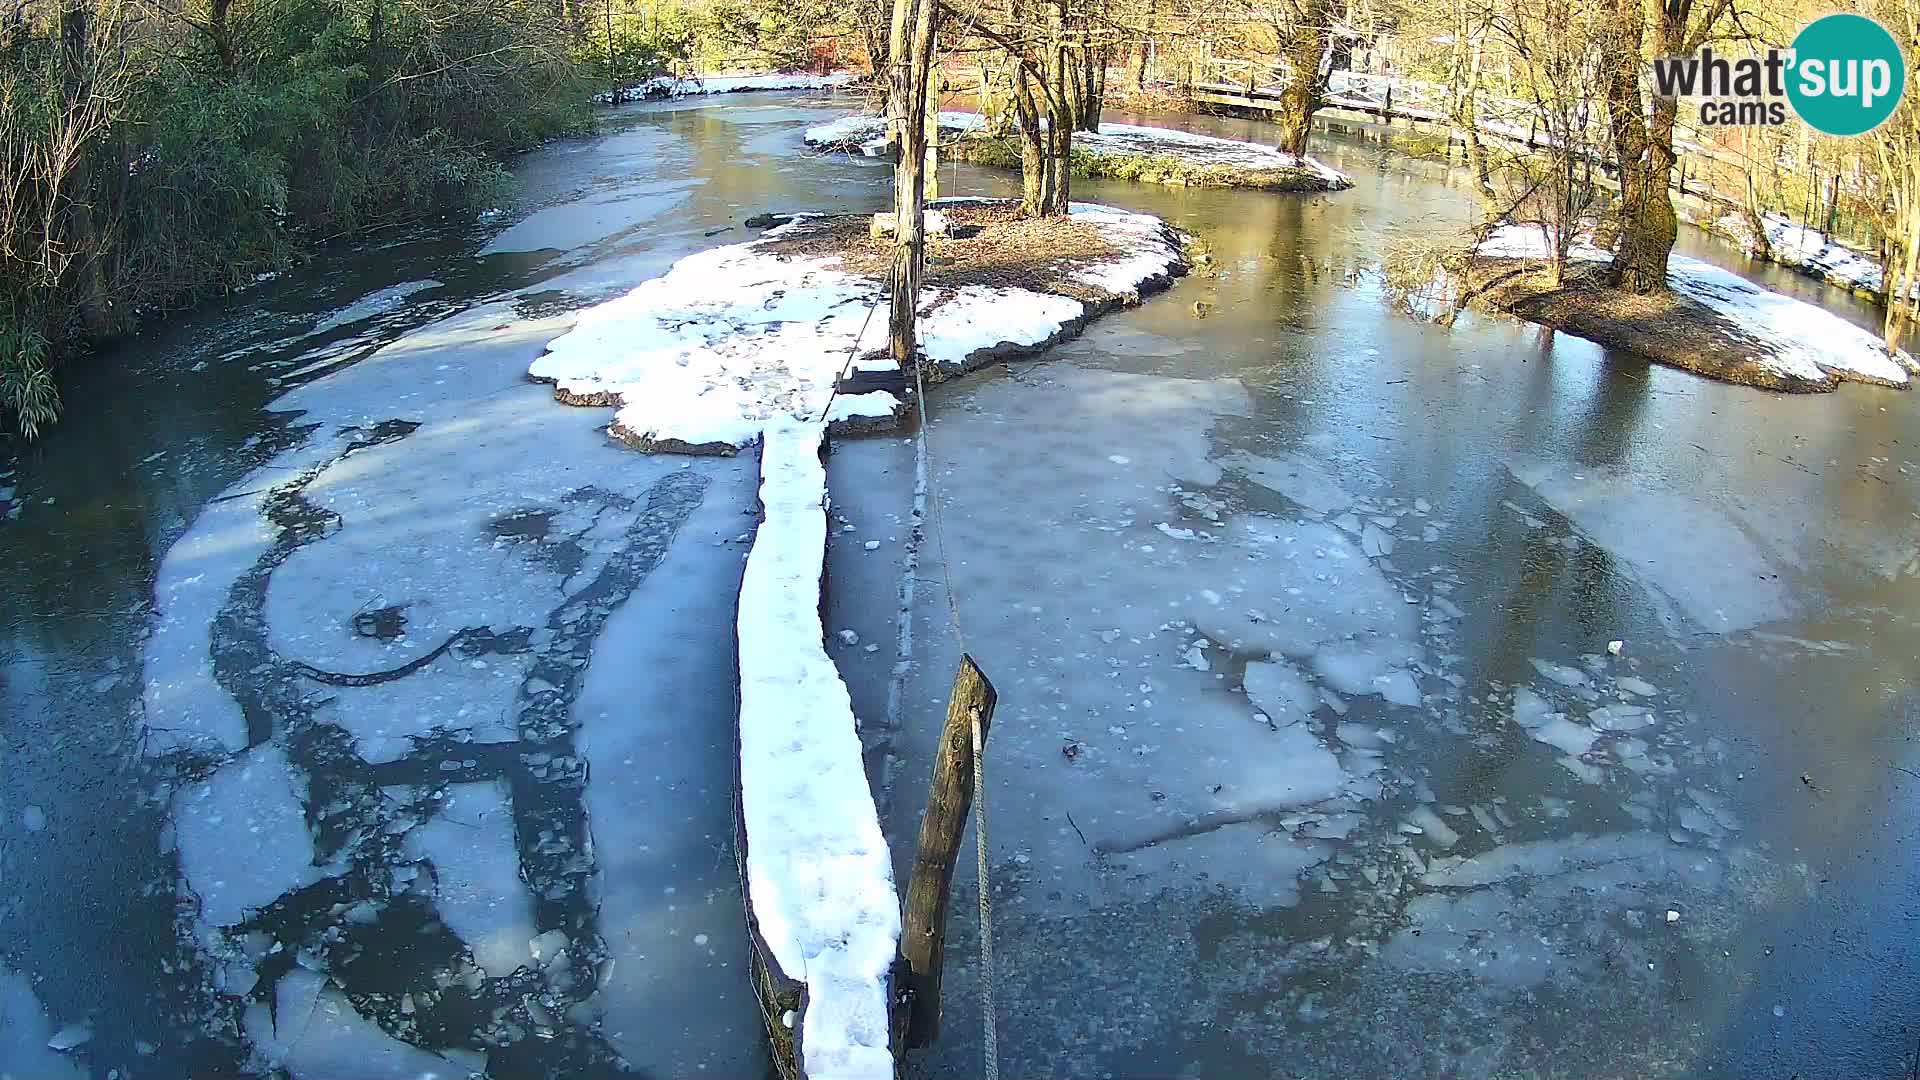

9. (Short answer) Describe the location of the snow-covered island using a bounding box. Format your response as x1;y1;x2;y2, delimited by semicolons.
527;198;1188;1079
805;110;1352;192
531;198;1191;451
1464;223;1917;392
595;71;855;104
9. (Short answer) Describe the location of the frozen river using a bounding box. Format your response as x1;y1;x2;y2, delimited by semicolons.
0;94;1915;1078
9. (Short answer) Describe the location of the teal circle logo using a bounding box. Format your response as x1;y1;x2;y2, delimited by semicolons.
1787;13;1905;136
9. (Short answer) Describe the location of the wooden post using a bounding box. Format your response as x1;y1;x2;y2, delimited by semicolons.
898;654;998;1048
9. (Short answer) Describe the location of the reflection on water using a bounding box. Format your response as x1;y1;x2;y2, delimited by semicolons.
0;93;1914;1079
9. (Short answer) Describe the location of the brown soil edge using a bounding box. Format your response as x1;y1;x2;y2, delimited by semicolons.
1465;259;1908;393
728;489;806;1080
530;198;1193;449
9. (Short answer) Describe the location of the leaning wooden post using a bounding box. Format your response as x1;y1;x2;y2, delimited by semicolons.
898;654;997;1047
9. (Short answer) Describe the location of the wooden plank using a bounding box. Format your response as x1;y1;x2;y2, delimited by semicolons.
897;654;998;1047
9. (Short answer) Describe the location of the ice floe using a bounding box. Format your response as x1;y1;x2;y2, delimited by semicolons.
403;782;535;979
1507;458;1797;633
244;969;482;1079
172;742;327;935
0;965;85;1079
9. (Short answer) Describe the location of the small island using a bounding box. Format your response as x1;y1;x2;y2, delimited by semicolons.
805;112;1351;193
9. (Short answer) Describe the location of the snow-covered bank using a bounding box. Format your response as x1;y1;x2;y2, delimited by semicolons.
596;72;855;104
529;199;1191;451
804;111;1351;191
1471;223;1917;391
1714;211;1899;300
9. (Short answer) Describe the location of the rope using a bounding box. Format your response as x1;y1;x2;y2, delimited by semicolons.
970;705;998;1080
810;296;886;426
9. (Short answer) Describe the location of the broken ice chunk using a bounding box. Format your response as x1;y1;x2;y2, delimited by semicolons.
1531;715;1598;757
1529;658;1588;687
1242;660;1317;726
1313;645;1421;707
46;1025;91;1052
1404;804;1460;850
1615;676;1658;697
529;928;570;965
1588;704;1653;732
1511;686;1553;728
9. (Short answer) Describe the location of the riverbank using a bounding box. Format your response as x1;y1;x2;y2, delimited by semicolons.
595;72;856;104
1708;210;1901;303
804;112;1349;192
1466;225;1915;392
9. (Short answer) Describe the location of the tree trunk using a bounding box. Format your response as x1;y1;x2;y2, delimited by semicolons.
1043;7;1072;215
1450;7;1498;224
923;51;940;202
1274;0;1331;158
1894;178;1920;343
207;0;235;77
1065;52;1086;130
1602;0;1707;295
1129;0;1156;89
1082;45;1107;129
1013;66;1049;217
1613;92;1678;292
886;0;940;366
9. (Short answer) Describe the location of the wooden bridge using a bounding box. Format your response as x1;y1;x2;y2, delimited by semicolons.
1191;60;1751;217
